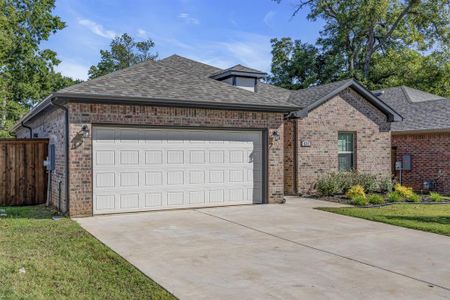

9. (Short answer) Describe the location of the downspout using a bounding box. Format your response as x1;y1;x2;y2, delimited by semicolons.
21;121;32;138
50;97;70;216
293;119;298;195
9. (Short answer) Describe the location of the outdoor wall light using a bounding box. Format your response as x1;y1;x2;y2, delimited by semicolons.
272;130;280;141
81;124;90;138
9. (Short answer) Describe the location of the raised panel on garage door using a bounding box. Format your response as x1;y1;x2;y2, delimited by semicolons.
92;127;264;214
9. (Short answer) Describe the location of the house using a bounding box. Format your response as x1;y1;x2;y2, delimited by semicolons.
376;87;450;195
13;55;401;216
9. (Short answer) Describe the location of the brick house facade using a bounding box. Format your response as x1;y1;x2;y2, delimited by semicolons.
392;133;450;194
17;103;285;217
14;55;402;216
378;86;450;195
284;88;392;195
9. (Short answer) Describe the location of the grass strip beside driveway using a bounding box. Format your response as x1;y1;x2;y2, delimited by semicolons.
0;205;175;299
318;204;450;237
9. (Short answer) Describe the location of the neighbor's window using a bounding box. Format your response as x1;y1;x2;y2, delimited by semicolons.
338;132;355;171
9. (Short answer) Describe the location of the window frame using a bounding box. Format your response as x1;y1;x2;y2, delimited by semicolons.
338;131;356;172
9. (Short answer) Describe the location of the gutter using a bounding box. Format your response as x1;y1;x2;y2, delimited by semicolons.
20;121;32;138
53;92;299;113
50;97;70;216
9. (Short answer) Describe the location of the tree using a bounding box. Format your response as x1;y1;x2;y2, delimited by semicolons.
369;48;450;97
268;38;345;89
0;0;78;137
88;33;158;79
276;0;450;80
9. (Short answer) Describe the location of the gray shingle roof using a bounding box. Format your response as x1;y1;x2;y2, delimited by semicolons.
287;79;354;107
57;56;298;111
376;86;450;132
15;54;405;131
159;55;291;103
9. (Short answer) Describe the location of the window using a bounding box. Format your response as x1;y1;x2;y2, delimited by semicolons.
338;132;355;171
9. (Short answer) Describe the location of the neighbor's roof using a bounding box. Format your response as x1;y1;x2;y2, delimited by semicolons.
376;86;450;133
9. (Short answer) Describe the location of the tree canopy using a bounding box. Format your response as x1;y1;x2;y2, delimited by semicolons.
272;0;450;97
88;33;158;79
0;0;79;137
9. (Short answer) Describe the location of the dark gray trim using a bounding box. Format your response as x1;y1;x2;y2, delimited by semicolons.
293;120;298;195
210;70;267;80
262;129;268;204
392;128;450;135
54;93;297;112
289;79;403;122
92;123;269;205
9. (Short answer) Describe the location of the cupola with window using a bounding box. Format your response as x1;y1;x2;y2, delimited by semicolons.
210;65;267;92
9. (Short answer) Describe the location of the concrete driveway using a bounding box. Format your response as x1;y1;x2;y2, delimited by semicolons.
77;197;450;299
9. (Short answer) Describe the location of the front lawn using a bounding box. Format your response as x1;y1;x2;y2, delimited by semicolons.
0;205;175;299
318;204;450;236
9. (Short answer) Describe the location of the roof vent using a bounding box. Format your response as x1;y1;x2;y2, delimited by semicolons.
210;64;267;92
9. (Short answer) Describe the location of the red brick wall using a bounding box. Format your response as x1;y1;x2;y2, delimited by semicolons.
288;88;391;194
68;103;285;217
392;132;450;195
15;108;68;212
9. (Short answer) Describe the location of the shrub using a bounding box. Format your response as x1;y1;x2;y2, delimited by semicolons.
351;195;368;206
316;172;394;197
387;191;403;202
354;174;379;193
379;177;393;193
316;174;341;196
429;192;443;202
394;184;414;199
346;185;366;200
367;194;385;205
406;193;421;203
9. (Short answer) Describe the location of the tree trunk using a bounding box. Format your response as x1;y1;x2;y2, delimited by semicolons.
364;28;375;79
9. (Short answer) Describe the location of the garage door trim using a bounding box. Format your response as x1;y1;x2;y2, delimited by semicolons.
91;124;268;215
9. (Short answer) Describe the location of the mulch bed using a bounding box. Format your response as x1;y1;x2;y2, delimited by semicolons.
303;194;450;207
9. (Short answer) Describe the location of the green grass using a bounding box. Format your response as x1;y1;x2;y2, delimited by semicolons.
0;205;175;299
318;204;450;237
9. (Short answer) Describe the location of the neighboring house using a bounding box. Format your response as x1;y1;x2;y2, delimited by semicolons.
377;87;450;195
13;55;401;216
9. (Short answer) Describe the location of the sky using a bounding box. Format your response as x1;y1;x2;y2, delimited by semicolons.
41;0;323;81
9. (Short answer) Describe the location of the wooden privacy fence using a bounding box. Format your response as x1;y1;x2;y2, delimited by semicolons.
0;139;48;206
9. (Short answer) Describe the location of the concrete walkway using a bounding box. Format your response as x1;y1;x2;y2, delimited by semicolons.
77;197;450;299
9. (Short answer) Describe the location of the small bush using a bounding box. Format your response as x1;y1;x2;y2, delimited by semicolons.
355;174;379;193
387;191;403;202
430;192;443;202
407;193;421;203
351;195;368;206
379;177;393;193
394;184;414;199
316;172;394;197
346;185;366;200
367;194;385;205
316;174;341;196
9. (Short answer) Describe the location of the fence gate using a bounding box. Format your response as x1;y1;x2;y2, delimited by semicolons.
0;139;48;206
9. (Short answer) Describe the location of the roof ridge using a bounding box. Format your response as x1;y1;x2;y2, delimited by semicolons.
162;54;223;72
398;86;412;103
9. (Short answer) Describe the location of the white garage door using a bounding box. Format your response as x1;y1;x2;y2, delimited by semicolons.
92;127;264;214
